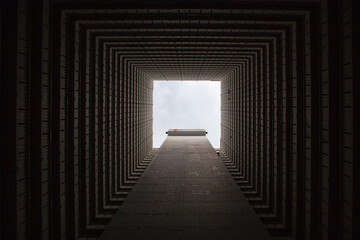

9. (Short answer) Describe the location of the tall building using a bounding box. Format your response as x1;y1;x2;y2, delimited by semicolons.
1;0;358;239
100;129;271;239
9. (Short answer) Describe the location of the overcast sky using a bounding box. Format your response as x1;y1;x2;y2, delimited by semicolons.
153;81;221;148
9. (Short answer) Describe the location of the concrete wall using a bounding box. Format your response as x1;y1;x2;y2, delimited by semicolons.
0;0;358;239
1;1;154;239
220;1;357;239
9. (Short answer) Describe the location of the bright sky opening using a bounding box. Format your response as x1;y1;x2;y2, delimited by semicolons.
153;81;221;148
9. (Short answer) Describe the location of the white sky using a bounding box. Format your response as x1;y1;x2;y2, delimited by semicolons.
153;81;221;148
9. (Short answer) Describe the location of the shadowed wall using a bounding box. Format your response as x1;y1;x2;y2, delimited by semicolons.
1;0;358;239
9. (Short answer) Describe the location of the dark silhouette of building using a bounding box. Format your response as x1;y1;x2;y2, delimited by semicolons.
1;0;358;239
100;129;272;239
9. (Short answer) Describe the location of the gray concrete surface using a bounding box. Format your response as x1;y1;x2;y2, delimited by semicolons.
100;136;271;240
167;129;207;136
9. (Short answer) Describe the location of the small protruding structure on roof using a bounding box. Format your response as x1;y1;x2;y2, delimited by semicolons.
167;129;207;136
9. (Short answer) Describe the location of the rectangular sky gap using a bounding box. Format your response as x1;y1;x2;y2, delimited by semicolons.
153;81;220;148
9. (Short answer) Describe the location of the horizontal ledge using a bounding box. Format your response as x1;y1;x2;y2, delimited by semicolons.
167;129;207;136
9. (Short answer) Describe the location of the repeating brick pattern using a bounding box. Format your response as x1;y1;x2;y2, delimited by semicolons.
0;1;357;240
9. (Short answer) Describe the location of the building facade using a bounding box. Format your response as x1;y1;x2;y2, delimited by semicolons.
1;0;358;239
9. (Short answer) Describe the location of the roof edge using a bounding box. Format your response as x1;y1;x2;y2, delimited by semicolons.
167;129;207;136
